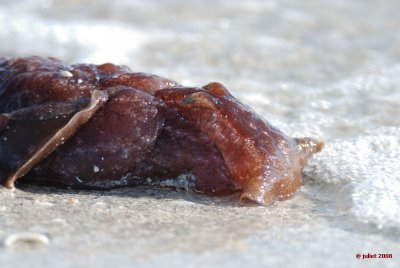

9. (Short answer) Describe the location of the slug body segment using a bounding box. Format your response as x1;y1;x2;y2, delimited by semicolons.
156;83;323;204
0;57;322;205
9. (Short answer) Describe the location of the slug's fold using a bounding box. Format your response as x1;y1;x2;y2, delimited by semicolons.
156;83;324;205
0;90;108;188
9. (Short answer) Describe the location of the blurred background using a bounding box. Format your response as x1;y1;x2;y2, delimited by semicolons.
0;1;399;267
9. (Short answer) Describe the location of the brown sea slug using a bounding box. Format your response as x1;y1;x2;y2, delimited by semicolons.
0;56;322;205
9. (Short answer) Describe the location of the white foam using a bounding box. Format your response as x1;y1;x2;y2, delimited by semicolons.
305;129;400;232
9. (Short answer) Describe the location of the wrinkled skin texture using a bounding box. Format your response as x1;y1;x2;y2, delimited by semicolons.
0;56;323;205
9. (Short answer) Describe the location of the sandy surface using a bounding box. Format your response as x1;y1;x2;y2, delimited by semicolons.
1;182;398;268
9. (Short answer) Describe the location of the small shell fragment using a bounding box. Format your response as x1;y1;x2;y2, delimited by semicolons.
93;165;100;173
3;232;50;248
60;70;73;78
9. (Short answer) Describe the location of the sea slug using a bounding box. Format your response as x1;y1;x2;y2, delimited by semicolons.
0;56;323;205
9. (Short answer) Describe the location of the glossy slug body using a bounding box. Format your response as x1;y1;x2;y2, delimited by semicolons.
0;56;323;205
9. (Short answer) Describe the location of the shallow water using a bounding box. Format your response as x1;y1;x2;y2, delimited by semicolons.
0;0;399;267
